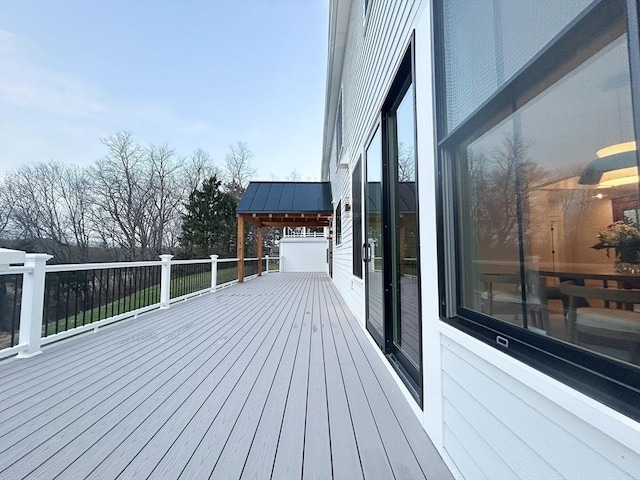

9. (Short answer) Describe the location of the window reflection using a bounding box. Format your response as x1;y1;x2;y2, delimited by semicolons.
393;84;420;367
366;128;384;338
458;33;640;366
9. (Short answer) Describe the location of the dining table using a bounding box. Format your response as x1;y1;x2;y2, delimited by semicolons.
538;264;640;290
538;264;640;311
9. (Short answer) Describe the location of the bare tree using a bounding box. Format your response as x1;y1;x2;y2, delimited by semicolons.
58;164;93;262
0;176;14;239
223;142;256;201
184;149;221;193
397;142;415;182
91;132;150;260
1;161;94;262
145;143;183;255
285;169;301;181
1;132;235;262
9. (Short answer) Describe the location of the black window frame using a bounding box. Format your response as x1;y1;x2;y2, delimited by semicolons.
352;158;363;278
335;200;342;246
433;0;640;421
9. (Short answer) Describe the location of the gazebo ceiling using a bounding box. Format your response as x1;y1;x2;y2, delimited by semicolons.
241;213;332;227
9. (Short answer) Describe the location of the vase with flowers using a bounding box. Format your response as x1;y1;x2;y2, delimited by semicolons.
592;220;640;273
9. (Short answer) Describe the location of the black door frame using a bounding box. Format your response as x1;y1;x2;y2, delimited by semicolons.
363;36;423;403
364;120;385;349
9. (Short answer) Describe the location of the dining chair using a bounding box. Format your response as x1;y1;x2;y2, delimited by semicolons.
559;283;640;364
479;271;549;330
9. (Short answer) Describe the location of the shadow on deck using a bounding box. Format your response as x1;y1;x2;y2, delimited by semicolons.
0;273;452;480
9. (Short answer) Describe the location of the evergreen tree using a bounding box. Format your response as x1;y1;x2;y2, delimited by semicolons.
180;175;237;257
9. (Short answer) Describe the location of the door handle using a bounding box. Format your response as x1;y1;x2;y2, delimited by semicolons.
363;243;371;262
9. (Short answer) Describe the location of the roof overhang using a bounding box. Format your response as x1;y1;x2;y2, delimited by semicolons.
321;0;352;181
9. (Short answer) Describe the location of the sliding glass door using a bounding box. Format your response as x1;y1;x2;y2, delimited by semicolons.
364;126;384;347
387;81;421;379
363;42;422;396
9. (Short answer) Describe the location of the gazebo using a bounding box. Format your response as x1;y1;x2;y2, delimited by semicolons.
235;182;333;281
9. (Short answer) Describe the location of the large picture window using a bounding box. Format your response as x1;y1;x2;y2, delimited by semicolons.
436;0;640;419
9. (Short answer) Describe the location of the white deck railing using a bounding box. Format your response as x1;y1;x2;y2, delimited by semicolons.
0;252;280;360
282;227;326;238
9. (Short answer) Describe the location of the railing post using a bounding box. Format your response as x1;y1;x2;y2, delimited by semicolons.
17;253;53;358
159;254;173;309
279;256;283;273
210;254;218;291
265;255;269;275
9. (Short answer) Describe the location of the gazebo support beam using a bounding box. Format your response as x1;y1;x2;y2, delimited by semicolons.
237;214;244;282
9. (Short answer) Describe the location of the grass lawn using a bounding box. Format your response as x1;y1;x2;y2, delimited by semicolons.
43;266;243;336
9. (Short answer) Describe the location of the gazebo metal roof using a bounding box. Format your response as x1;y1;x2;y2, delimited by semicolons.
237;182;333;227
235;182;333;281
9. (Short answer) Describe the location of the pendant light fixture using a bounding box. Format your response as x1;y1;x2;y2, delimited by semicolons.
578;141;638;187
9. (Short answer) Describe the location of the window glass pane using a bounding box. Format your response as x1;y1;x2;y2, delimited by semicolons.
366;128;384;337
394;84;421;366
335;201;342;245
352;159;363;278
457;31;640;366
443;0;592;132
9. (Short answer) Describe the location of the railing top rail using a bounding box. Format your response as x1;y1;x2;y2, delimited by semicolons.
8;255;277;273
171;259;212;265
46;260;162;272
0;266;33;275
218;258;239;264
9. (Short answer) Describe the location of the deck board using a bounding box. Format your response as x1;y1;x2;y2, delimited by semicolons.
0;273;452;480
302;279;332;480
319;279;364;480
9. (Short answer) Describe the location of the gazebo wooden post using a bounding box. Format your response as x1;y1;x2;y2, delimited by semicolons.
237;214;244;282
257;226;263;276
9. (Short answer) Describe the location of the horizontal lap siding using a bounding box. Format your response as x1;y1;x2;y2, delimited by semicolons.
441;340;640;480
329;0;423;323
332;166;362;320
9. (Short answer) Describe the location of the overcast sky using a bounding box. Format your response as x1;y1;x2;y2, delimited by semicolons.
0;0;328;180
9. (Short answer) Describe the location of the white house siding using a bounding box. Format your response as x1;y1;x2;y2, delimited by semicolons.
326;0;424;324
279;238;328;273
324;1;640;480
330;166;364;322
440;328;640;480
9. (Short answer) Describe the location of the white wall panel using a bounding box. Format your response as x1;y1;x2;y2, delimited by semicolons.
279;238;328;273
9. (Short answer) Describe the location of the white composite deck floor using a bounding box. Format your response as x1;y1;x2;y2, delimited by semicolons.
0;273;452;480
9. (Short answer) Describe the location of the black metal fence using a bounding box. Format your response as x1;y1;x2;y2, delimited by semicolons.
244;259;258;278
170;262;211;299
217;260;238;286
42;265;161;337
0;274;24;349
